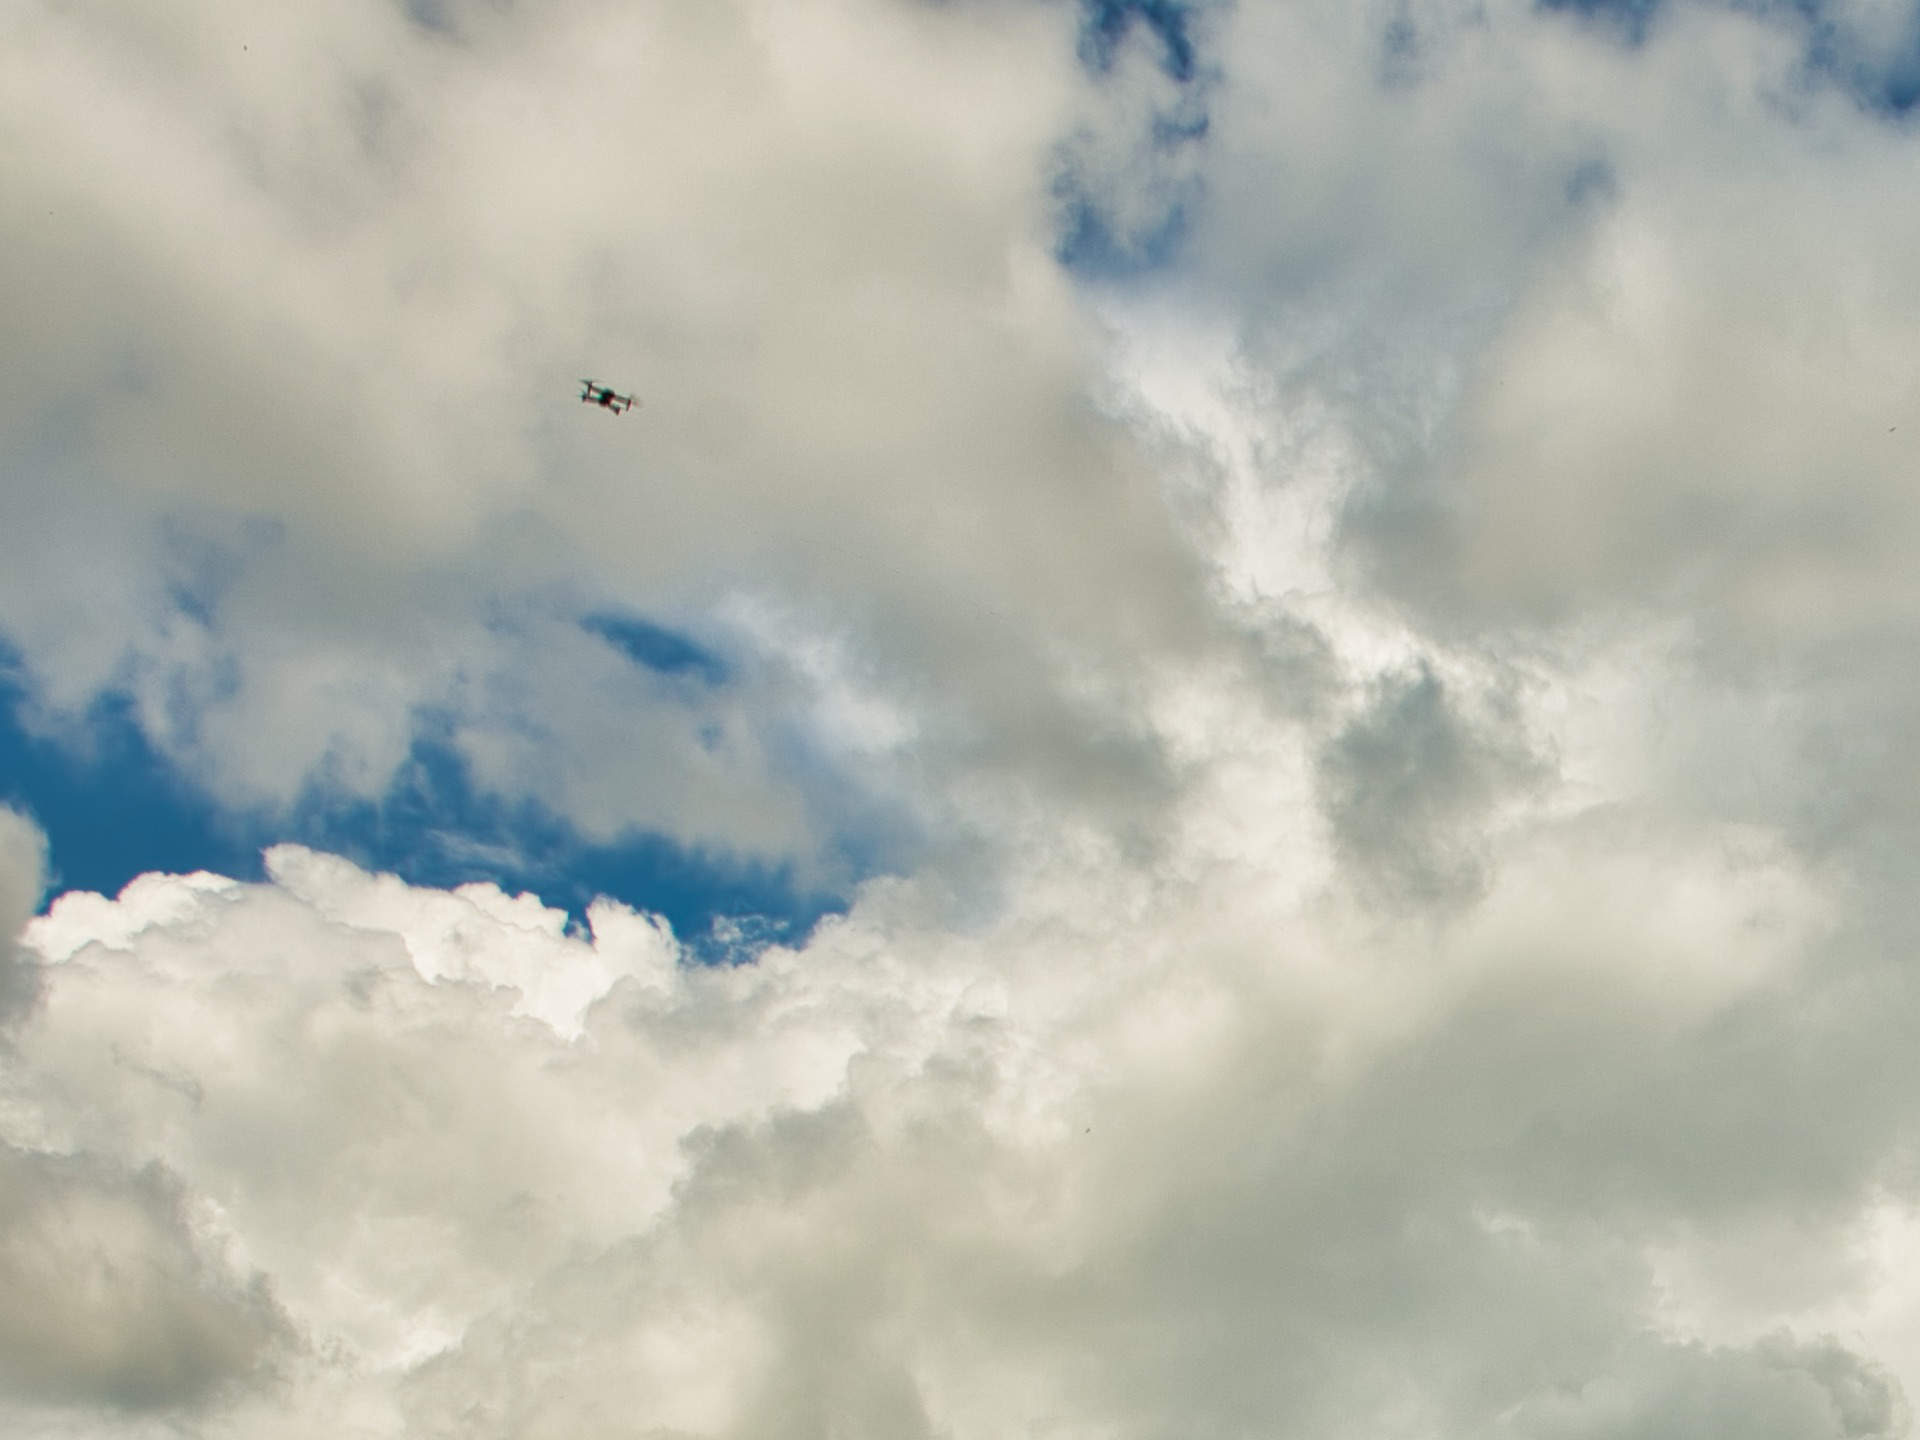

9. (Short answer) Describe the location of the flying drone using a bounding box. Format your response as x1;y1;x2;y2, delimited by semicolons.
579;379;638;415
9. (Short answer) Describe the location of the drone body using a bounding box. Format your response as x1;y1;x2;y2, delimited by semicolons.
579;379;638;415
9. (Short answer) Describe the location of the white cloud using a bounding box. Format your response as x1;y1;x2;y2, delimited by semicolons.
0;0;1225;869
4;758;1916;1437
11;0;1920;1435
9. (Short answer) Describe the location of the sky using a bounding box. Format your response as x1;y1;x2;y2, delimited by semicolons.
6;0;1920;1434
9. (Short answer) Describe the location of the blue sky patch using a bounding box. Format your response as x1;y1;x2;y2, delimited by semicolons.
1053;189;1195;279
1536;0;1664;45
582;612;730;687
1785;0;1920;117
0;664;256;901
1080;0;1200;83
1057;1;1210;278
1536;0;1920;115
288;718;842;957
0;652;842;953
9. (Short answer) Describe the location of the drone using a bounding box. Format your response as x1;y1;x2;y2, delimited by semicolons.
579;379;638;415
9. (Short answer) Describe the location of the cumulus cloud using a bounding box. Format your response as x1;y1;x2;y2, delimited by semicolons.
5;773;1916;1438
0;1145;287;1412
0;0;1224;875
11;0;1920;1436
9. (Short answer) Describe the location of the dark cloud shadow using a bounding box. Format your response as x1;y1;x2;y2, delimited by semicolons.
0;1146;289;1411
1318;663;1545;907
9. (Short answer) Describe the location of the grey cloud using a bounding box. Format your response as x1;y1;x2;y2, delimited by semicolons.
1499;1333;1905;1440
1246;0;1920;1046
1317;6;1920;652
1319;662;1543;904
0;1145;287;1410
0;956;37;1031
1168;0;1920;669
0;809;47;1025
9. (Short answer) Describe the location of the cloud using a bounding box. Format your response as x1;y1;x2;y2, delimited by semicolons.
11;0;1920;1435
0;0;1227;882
0;1145;287;1411
0;808;48;1024
1192;1;1920;669
1494;1333;1904;1440
1318;661;1544;904
6;774;1916;1436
